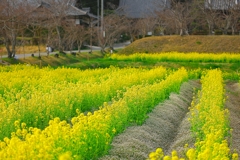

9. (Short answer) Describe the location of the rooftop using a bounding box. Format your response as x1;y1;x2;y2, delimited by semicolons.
116;0;170;18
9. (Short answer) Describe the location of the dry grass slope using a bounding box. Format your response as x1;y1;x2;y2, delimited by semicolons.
120;36;240;54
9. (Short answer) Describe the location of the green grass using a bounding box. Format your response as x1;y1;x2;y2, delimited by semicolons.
64;57;240;73
2;36;240;73
2;49;240;74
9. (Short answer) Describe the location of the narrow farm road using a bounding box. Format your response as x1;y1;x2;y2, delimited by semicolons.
225;81;240;156
100;80;201;160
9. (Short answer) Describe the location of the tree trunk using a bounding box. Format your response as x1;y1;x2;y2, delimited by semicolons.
100;44;106;54
11;34;16;58
56;26;63;52
179;28;183;36
77;40;82;53
4;38;12;58
231;26;235;35
224;20;231;35
4;31;17;58
129;34;134;42
37;42;41;59
207;20;214;35
69;41;74;54
179;22;183;36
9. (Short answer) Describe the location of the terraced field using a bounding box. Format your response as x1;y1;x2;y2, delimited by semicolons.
0;52;239;159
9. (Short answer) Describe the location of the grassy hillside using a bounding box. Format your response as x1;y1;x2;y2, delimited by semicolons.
120;35;240;54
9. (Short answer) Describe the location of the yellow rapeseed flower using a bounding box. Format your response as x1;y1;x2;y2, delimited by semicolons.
149;152;157;159
232;153;239;160
58;151;73;160
163;155;171;160
186;148;195;160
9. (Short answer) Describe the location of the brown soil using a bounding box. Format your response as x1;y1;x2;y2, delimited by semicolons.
225;81;240;156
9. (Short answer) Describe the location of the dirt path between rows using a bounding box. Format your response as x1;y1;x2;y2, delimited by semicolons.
225;81;240;156
100;80;201;160
100;80;240;160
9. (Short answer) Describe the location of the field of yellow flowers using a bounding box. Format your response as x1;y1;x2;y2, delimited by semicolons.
0;51;239;159
148;69;239;160
0;65;190;159
0;65;170;140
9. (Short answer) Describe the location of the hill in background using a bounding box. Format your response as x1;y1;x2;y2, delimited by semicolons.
119;36;240;54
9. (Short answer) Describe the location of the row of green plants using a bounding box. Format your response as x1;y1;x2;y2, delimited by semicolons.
0;68;189;159
148;69;238;160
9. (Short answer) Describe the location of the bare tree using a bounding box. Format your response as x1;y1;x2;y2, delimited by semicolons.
134;17;158;38
26;1;57;58
162;0;197;36
193;0;219;35
123;18;139;42
98;14;126;53
229;2;240;35
63;20;90;53
154;14;168;35
62;21;77;54
193;0;240;35
222;0;240;35
42;0;77;52
213;0;233;35
76;26;90;53
0;0;33;58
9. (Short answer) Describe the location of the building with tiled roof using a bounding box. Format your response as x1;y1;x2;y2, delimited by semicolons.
205;0;240;10
32;1;98;26
116;0;170;18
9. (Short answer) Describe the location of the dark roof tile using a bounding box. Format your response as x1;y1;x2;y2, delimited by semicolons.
116;0;170;18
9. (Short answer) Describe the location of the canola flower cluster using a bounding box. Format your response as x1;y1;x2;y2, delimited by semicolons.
0;65;169;140
109;52;240;63
148;69;238;160
188;69;238;160
149;148;185;160
0;67;188;159
109;52;240;80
